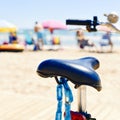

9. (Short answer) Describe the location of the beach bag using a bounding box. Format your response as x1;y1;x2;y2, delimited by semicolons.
52;36;60;45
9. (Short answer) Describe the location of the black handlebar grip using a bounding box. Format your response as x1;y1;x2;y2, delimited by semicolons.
66;19;92;26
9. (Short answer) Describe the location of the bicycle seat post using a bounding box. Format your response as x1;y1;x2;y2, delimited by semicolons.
78;85;87;112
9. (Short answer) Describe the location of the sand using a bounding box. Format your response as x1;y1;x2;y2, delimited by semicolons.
0;47;120;120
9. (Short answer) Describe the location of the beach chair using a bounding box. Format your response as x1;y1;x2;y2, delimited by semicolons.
99;32;113;52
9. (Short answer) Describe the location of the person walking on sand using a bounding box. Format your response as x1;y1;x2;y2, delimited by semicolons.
34;21;44;51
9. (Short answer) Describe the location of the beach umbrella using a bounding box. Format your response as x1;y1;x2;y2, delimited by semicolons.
42;20;67;33
97;25;112;32
0;20;17;32
97;23;120;33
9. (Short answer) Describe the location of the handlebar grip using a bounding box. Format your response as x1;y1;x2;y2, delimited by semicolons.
66;19;92;26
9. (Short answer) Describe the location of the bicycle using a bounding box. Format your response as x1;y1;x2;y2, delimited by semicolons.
36;17;102;120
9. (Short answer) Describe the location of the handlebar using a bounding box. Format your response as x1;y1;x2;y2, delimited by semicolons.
66;16;100;32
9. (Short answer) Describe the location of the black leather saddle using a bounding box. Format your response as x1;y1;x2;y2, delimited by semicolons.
37;57;102;91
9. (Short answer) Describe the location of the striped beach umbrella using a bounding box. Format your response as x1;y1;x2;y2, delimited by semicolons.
0;20;17;32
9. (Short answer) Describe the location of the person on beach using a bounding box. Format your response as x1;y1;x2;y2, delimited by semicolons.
100;31;113;52
34;21;44;51
76;30;96;50
9;32;18;44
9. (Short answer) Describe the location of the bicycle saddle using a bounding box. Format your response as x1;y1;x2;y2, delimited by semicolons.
37;57;102;91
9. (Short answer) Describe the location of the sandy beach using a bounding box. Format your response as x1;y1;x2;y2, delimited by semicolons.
0;47;120;120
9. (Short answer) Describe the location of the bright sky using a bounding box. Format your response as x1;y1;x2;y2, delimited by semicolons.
1;0;120;29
